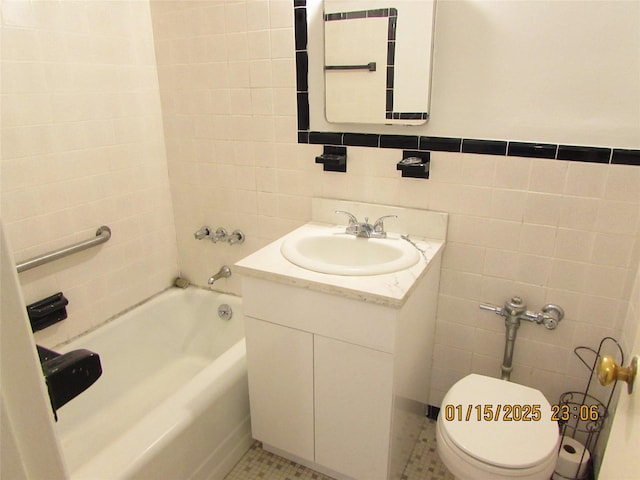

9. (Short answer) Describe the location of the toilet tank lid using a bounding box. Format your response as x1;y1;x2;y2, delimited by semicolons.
439;374;560;469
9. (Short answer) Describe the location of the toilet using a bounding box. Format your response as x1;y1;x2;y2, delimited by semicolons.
436;374;560;480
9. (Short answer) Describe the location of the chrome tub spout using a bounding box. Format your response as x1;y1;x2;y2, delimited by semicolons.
208;265;231;285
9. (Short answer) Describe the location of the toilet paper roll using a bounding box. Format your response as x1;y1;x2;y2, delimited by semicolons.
553;437;590;480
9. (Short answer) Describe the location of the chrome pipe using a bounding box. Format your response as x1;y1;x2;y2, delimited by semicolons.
502;318;520;381
16;226;111;273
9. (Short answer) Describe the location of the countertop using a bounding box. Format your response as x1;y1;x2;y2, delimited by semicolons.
235;222;445;307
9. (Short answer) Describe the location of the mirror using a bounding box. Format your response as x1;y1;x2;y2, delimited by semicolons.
322;0;436;125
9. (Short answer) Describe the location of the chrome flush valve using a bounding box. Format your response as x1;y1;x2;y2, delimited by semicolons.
480;297;564;330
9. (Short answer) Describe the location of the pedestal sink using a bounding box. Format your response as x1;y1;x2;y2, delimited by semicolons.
280;231;420;276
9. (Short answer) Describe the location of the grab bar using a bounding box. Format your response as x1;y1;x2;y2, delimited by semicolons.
16;226;111;273
325;62;376;71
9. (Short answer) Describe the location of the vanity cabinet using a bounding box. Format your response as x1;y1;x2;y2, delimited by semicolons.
244;318;314;462
314;335;394;479
245;315;394;480
237;198;448;480
241;250;442;480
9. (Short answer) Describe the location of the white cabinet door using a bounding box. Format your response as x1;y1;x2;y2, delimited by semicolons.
245;317;315;462
314;335;394;480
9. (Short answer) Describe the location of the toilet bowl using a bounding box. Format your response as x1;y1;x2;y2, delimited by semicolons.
436;374;560;480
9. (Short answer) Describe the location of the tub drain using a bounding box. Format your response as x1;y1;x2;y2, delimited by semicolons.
218;304;233;320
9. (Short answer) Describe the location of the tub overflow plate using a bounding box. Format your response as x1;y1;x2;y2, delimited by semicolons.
218;304;233;321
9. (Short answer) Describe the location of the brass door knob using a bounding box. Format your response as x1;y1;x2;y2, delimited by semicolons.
597;355;638;394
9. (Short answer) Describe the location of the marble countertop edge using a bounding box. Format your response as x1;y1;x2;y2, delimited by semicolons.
235;222;445;308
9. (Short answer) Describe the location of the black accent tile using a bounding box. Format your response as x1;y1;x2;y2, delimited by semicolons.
343;133;379;147
386;89;393;111
295;51;308;92
389;7;398;17
368;8;389;17
324;12;344;21
388;16;397;40
345;10;366;20
379;135;418;149
294;7;307;51
420;136;461;152
296;92;309;131
309;131;343;145
507;142;557;159
387;41;395;65
386;112;393;119
386;67;394;88
297;131;309;143
612;149;640;166
398;113;425;120
293;0;306;6
462;139;507;156
557;145;611;163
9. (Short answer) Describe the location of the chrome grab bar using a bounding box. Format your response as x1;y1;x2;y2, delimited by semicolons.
16;226;111;273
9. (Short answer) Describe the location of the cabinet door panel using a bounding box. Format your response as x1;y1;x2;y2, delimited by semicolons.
315;336;394;480
245;317;314;461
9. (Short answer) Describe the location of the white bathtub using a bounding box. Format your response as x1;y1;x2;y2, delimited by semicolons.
55;287;251;480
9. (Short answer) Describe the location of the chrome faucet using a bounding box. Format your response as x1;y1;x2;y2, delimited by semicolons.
208;265;231;285
335;210;397;238
194;225;211;240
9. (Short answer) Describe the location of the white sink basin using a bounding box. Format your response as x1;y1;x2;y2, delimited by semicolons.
280;232;420;276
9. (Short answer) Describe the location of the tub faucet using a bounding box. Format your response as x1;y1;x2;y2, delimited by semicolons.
208;266;231;285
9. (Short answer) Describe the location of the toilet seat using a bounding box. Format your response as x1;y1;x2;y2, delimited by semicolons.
438;374;559;476
436;419;558;480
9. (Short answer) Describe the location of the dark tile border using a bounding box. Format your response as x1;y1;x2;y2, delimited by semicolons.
557;145;611;164
294;3;638;166
461;139;507;156
507;142;557;159
612;149;640;166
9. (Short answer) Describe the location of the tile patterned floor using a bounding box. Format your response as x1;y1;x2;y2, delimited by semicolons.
224;418;455;480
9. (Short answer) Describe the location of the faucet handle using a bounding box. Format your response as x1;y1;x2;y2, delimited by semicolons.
335;210;358;226
194;225;211;240
373;215;397;236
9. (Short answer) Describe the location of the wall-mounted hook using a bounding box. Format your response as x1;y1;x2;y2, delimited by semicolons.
598;355;638;394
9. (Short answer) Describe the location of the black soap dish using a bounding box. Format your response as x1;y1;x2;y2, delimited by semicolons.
26;292;69;332
397;151;430;179
316;145;347;172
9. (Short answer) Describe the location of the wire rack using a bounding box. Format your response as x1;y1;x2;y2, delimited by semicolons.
553;337;624;480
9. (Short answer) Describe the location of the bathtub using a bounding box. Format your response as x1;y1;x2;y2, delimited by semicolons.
54;287;251;480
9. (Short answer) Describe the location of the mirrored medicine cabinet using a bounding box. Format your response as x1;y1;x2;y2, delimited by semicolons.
317;0;436;126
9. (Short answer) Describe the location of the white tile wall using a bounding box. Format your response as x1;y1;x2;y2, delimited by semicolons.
150;0;640;406
3;0;634;407
1;0;178;347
